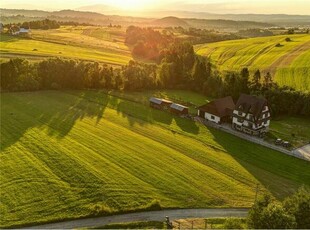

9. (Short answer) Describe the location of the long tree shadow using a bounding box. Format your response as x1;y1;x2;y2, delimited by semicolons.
207;126;310;199
45;91;110;138
0;91;110;151
174;116;199;134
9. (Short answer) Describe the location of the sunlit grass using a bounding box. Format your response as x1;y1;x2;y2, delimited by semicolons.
0;26;131;65
1;90;309;228
195;34;310;92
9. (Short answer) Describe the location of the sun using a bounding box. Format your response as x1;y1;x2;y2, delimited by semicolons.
104;0;155;10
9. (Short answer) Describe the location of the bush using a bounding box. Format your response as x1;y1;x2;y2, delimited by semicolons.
223;218;244;229
285;37;292;42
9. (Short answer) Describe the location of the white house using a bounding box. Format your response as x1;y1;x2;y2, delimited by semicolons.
197;96;235;124
11;27;31;36
232;94;270;136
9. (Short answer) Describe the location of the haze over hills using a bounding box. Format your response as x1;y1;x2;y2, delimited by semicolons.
0;8;275;30
1;2;310;27
73;3;310;26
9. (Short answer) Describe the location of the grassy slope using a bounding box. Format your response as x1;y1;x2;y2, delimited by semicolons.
0;26;131;65
195;34;310;91
1;90;310;227
269;116;310;147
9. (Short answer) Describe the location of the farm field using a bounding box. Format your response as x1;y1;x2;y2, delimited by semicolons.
195;34;310;92
1;90;310;228
0;26;132;65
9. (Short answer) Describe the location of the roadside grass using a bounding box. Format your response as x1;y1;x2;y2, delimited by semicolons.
1;90;310;228
88;221;165;229
269;116;310;148
173;217;247;229
195;34;310;92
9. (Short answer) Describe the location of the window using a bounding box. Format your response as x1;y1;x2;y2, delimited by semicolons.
211;115;215;120
237;118;243;123
238;111;243;116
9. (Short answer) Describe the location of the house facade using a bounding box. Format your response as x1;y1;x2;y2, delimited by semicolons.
232;94;270;136
198;96;235;124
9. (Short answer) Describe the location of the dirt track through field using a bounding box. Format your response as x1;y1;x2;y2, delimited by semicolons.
265;40;310;75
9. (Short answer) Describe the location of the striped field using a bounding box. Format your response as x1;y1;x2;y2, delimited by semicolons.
1;90;310;227
0;26;131;65
195;34;310;92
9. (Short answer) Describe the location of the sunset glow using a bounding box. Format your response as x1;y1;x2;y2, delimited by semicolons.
104;0;156;10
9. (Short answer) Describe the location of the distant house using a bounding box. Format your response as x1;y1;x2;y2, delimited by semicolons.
197;96;235;124
232;94;270;136
170;103;189;115
11;27;31;36
149;97;172;110
19;28;31;37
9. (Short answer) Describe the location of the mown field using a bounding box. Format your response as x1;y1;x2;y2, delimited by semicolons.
1;90;310;228
0;26;132;65
195;34;310;92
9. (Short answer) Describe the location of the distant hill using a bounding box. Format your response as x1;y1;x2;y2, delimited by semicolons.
0;8;271;30
77;4;118;14
186;18;273;30
195;34;310;92
152;16;188;27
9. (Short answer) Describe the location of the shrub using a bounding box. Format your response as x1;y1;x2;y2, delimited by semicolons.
223;218;244;229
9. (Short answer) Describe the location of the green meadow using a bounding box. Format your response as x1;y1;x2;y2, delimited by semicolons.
0;26;131;65
1;90;310;228
195;34;310;92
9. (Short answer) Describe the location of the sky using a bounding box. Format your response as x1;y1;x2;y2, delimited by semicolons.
1;0;310;14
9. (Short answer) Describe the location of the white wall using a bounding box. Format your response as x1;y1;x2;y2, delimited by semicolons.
205;112;221;123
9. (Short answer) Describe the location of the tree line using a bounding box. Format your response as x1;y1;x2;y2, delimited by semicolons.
1;33;309;117
3;19;95;31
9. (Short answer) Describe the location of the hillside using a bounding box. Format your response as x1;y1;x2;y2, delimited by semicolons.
1;90;310;228
0;8;278;30
0;26;131;64
195;34;310;92
152;16;188;27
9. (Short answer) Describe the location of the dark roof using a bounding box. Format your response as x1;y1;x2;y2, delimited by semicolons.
235;94;267;119
170;103;188;111
198;96;235;117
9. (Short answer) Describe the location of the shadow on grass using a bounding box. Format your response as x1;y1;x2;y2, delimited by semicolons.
207;127;310;200
1;90;199;151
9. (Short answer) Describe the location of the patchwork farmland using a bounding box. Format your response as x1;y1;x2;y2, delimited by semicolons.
195;34;310;92
1;90;310;228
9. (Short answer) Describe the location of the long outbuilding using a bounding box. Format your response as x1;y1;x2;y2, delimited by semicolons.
170;103;189;115
149;97;173;110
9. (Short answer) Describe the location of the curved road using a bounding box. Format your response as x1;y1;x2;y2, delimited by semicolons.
28;208;249;229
